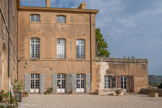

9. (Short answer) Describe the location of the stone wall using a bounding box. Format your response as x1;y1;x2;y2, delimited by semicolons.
0;0;18;91
91;57;148;93
139;88;162;96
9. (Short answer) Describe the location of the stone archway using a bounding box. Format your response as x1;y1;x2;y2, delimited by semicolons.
2;44;7;92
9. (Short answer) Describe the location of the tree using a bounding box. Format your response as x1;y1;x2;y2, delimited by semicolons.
96;28;110;57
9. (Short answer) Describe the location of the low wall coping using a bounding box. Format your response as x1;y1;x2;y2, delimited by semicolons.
95;57;148;63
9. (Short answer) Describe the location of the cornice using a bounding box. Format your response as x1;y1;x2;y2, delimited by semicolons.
18;6;99;14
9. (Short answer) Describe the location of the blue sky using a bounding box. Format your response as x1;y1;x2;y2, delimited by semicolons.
20;0;162;75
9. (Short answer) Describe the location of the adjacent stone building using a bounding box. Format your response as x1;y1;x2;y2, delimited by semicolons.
0;0;148;94
91;58;148;93
0;0;19;92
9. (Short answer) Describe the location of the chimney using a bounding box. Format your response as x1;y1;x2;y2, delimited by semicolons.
46;0;50;7
78;3;86;9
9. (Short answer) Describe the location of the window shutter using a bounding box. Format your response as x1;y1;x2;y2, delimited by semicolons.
40;73;46;93
112;76;116;88
117;76;121;88
71;74;76;92
129;76;134;92
86;73;91;93
66;73;72;94
24;73;30;93
52;73;57;93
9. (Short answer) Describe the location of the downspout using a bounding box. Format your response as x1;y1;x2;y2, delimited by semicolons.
17;1;19;80
8;0;10;91
90;13;92;94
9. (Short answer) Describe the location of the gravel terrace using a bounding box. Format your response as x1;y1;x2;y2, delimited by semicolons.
19;94;162;108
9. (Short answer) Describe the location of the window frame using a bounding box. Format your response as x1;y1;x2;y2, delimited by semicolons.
30;38;40;59
76;39;85;59
104;76;111;89
57;38;66;59
30;14;40;22
57;15;66;23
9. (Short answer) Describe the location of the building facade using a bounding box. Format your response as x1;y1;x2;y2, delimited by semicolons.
0;0;148;94
0;0;19;92
18;2;98;94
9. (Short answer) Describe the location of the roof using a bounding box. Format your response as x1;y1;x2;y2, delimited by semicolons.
18;6;99;14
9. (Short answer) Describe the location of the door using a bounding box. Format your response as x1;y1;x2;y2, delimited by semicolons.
57;74;65;93
30;74;40;93
76;74;85;93
121;76;127;90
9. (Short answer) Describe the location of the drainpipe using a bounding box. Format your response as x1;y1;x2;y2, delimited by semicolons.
89;13;92;94
8;0;10;92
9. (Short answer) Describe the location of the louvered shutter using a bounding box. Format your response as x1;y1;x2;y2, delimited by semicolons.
129;76;134;92
71;74;76;92
117;76;121;88
40;73;46;93
52;73;57;93
24;73;30;92
86;73;91;93
66;73;72;94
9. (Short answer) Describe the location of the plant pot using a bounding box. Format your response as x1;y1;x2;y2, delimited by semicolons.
149;93;158;98
14;91;22;102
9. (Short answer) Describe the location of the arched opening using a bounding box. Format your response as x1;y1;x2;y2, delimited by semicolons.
2;44;7;92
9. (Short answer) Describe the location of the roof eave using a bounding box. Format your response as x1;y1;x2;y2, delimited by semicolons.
18;6;99;14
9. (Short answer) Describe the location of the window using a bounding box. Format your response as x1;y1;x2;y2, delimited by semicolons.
121;76;127;89
57;15;66;23
57;74;65;93
104;76;110;88
76;74;85;92
76;40;85;59
57;39;66;59
30;38;40;59
31;14;40;22
30;74;40;93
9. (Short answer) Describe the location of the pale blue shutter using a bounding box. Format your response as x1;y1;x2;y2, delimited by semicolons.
40;73;46;93
71;74;76;92
86;73;91;93
52;73;57;93
24;73;30;93
66;73;72;94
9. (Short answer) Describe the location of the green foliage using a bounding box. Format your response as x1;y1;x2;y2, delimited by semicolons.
0;90;18;108
96;28;110;57
23;92;28;97
158;83;162;89
13;80;23;92
44;88;53;94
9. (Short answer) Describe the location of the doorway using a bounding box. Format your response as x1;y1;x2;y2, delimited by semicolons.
57;74;65;93
30;74;40;93
76;74;85;93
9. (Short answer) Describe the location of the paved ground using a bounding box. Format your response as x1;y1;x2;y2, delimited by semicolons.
19;94;162;108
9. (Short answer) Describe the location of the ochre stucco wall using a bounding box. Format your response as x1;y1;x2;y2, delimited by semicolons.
18;10;97;90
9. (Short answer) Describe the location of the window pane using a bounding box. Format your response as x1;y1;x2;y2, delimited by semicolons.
57;16;66;23
31;15;34;22
104;76;110;88
76;40;85;59
30;38;40;59
57;39;66;59
36;15;40;22
31;15;40;22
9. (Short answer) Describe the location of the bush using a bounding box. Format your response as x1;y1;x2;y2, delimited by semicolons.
158;83;162;89
44;88;53;94
0;90;18;108
13;80;23;92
